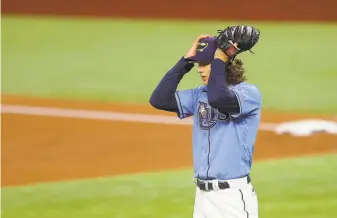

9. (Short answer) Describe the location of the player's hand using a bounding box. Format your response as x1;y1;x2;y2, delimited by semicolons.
184;34;213;59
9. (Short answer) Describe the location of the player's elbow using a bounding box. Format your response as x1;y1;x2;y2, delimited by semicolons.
149;92;167;110
149;93;162;109
149;99;162;110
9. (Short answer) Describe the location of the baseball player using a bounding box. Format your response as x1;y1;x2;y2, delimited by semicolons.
150;26;261;218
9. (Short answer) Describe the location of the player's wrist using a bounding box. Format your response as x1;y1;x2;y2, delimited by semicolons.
214;49;229;62
213;57;229;65
214;57;229;63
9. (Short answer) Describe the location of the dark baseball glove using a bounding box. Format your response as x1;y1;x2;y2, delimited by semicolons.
216;25;260;59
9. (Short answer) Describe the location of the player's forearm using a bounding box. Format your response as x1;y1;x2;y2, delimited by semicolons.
207;59;239;113
149;57;194;111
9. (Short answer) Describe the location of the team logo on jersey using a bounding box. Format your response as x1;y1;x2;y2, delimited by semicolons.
198;101;230;130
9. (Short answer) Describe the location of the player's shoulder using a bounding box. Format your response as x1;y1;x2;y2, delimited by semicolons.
176;85;206;99
231;82;261;94
188;85;207;95
196;85;207;91
177;85;205;93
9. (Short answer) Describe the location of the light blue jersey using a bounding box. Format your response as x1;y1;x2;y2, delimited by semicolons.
175;82;262;180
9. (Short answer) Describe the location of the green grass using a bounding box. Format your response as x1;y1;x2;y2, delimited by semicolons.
2;154;337;218
2;16;337;114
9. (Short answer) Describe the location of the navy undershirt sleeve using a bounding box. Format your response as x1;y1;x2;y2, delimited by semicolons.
149;57;194;112
207;59;240;113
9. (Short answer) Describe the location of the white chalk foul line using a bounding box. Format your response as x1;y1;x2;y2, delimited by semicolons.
1;104;276;131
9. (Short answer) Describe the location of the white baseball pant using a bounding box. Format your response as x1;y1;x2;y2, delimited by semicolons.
193;176;258;218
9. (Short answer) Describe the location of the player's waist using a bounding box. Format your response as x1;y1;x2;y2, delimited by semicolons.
193;175;251;192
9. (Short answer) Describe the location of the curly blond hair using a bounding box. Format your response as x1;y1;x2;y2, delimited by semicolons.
227;59;247;85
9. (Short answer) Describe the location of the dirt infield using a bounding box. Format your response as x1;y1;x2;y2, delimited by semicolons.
3;0;337;21
2;95;337;187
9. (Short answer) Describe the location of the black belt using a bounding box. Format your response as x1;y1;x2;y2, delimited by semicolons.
195;175;251;191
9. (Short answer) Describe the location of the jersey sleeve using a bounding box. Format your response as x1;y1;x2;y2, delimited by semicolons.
175;87;200;119
230;85;262;118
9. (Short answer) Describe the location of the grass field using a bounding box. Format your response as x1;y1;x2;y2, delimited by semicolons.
2;154;337;218
2;15;337;114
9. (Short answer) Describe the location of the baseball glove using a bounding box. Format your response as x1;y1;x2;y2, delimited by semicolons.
216;25;260;59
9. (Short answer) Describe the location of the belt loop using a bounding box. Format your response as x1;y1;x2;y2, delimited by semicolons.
212;180;220;191
205;182;209;192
